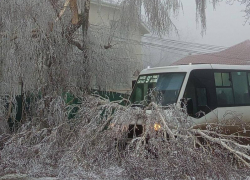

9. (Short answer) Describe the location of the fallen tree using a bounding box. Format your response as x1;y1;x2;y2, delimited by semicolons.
0;94;249;179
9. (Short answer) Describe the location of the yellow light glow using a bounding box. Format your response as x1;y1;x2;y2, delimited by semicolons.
154;123;161;131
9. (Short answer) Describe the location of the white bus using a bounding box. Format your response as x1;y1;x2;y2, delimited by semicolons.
130;64;250;136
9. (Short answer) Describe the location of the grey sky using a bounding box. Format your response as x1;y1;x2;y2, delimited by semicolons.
173;1;250;47
142;1;250;68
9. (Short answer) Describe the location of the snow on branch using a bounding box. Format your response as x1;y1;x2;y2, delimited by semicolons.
0;95;250;179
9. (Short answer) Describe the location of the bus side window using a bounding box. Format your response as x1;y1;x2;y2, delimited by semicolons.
214;71;250;106
231;72;250;105
184;69;216;118
214;72;234;106
183;80;197;117
248;73;250;86
196;88;207;106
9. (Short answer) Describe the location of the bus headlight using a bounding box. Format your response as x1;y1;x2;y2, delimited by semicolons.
154;123;161;131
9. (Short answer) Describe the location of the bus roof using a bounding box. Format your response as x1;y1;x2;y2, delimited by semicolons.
140;64;250;75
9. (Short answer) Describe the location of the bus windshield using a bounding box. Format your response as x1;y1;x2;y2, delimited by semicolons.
130;73;186;106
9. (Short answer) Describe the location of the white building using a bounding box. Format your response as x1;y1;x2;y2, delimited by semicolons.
87;0;149;93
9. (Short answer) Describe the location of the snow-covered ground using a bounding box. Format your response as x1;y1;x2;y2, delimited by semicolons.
0;174;58;180
0;166;125;180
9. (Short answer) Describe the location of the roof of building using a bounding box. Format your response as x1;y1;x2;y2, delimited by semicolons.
172;40;250;65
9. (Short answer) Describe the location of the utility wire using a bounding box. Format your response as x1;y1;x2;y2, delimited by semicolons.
89;25;226;53
89;26;246;60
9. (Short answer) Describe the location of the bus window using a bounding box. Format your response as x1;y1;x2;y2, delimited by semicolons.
231;72;250;105
130;73;186;106
215;71;250;106
216;88;234;105
196;88;207;106
214;72;234;106
184;70;216;118
214;72;231;87
248;73;250;86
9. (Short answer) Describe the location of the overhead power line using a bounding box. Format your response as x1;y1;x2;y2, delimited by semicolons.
89;26;228;55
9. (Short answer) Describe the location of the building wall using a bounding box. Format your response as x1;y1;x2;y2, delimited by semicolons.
87;2;147;93
89;2;144;67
